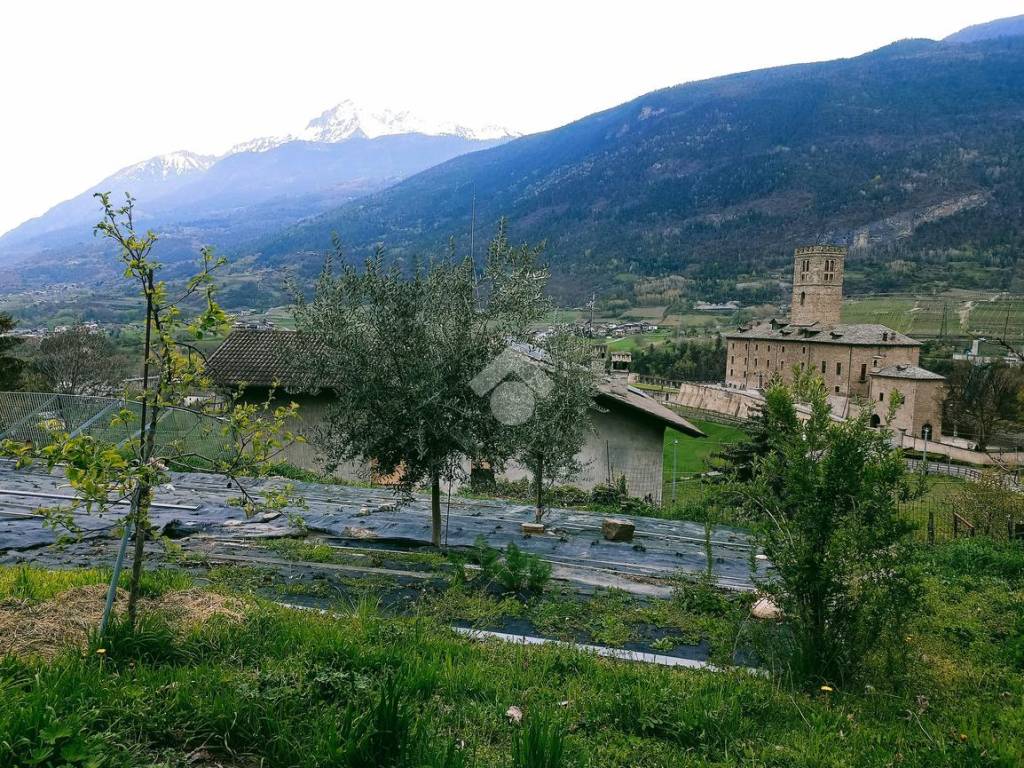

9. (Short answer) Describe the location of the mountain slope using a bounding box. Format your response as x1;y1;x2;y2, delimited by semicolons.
0;101;514;263
257;35;1024;299
945;14;1024;43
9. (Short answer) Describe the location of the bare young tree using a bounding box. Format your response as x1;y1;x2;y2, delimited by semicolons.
29;325;123;394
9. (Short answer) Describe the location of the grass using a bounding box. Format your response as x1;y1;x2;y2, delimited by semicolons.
663;419;747;479
2;537;1024;766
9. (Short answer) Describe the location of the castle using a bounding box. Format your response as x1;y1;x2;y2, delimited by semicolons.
724;246;944;439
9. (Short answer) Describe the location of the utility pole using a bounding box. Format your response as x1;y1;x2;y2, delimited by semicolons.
671;438;679;505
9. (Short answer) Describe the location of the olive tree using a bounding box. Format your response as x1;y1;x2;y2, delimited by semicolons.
292;223;549;547
502;330;599;523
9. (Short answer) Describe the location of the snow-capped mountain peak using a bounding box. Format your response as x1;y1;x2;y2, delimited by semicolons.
229;99;518;154
113;150;217;181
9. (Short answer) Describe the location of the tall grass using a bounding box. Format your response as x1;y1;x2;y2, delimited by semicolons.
2;543;1024;766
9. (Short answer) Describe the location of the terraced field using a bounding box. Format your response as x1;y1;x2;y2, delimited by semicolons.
842;293;1024;341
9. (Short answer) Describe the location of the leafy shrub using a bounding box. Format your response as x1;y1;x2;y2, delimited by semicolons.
473;537;552;595
923;537;1024;583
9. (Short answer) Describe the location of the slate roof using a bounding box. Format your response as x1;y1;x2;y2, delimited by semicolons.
205;330;322;389
872;364;945;381
507;341;703;437
726;321;921;347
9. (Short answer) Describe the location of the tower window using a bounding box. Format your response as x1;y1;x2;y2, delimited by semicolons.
836;362;842;376
800;291;806;306
860;363;867;382
820;360;826;374
879;392;884;402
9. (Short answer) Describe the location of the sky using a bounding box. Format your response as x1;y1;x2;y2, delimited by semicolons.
1;0;1022;236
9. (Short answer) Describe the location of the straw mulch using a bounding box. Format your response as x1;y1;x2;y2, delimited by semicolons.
0;585;245;659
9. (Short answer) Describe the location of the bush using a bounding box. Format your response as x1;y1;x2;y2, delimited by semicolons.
473;537;552;595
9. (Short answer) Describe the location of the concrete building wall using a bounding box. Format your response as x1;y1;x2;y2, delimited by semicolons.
240;391;371;481
790;245;846;326
496;404;668;503
725;337;920;396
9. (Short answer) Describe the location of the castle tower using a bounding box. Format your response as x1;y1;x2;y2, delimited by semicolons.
789;245;846;326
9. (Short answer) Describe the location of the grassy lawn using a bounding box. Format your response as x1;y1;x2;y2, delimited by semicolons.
663;419;747;479
2;536;1024;766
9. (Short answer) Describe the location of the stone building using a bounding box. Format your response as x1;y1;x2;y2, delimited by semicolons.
725;245;944;438
205;330;703;503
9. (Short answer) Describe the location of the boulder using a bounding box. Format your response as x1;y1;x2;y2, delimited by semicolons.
602;518;635;542
751;595;782;620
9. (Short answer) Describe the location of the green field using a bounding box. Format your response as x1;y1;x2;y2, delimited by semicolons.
842;293;1024;341
663;418;747;481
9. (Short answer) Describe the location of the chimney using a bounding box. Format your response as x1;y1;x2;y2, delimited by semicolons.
610;352;632;395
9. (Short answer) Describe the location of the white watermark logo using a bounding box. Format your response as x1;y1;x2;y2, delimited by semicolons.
470;348;552;425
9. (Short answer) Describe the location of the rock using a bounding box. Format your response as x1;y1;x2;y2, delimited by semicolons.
751;595;782;620
602;518;635;542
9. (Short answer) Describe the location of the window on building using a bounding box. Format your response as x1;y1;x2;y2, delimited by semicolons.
820;360;826;374
800;291;806;306
921;423;932;440
860;363;867;382
835;386;840;394
836;362;842;376
754;359;758;367
730;369;733;377
879;392;884;402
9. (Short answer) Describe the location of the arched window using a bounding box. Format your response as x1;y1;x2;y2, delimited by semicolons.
800;291;806;306
921;423;932;440
870;414;881;428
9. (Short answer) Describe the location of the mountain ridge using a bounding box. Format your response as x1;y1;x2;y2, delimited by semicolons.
248;34;1024;300
0;99;516;252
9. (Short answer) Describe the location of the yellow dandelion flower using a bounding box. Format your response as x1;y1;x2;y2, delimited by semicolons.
96;648;107;655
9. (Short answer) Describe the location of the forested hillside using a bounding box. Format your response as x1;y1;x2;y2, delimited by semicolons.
257;36;1024;302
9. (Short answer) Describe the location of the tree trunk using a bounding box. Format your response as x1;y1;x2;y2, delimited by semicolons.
431;470;442;548
126;483;151;627
535;457;545;523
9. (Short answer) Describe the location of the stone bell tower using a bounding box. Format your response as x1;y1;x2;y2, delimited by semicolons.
789;245;846;327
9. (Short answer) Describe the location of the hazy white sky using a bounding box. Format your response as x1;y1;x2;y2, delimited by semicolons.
1;0;1021;236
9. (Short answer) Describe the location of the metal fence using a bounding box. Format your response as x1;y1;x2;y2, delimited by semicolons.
0;391;233;460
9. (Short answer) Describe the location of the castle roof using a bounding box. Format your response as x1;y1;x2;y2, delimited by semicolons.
871;364;945;381
726;321;921;347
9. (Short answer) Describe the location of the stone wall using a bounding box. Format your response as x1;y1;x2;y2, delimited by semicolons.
790;245;846;326
870;377;944;438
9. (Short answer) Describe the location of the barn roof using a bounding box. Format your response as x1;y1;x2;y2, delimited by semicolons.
207;330;704;437
205;330;322;389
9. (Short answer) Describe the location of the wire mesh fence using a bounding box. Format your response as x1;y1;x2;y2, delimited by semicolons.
0;391;234;462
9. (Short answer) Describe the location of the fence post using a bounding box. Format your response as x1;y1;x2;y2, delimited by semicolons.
928;509;935;545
